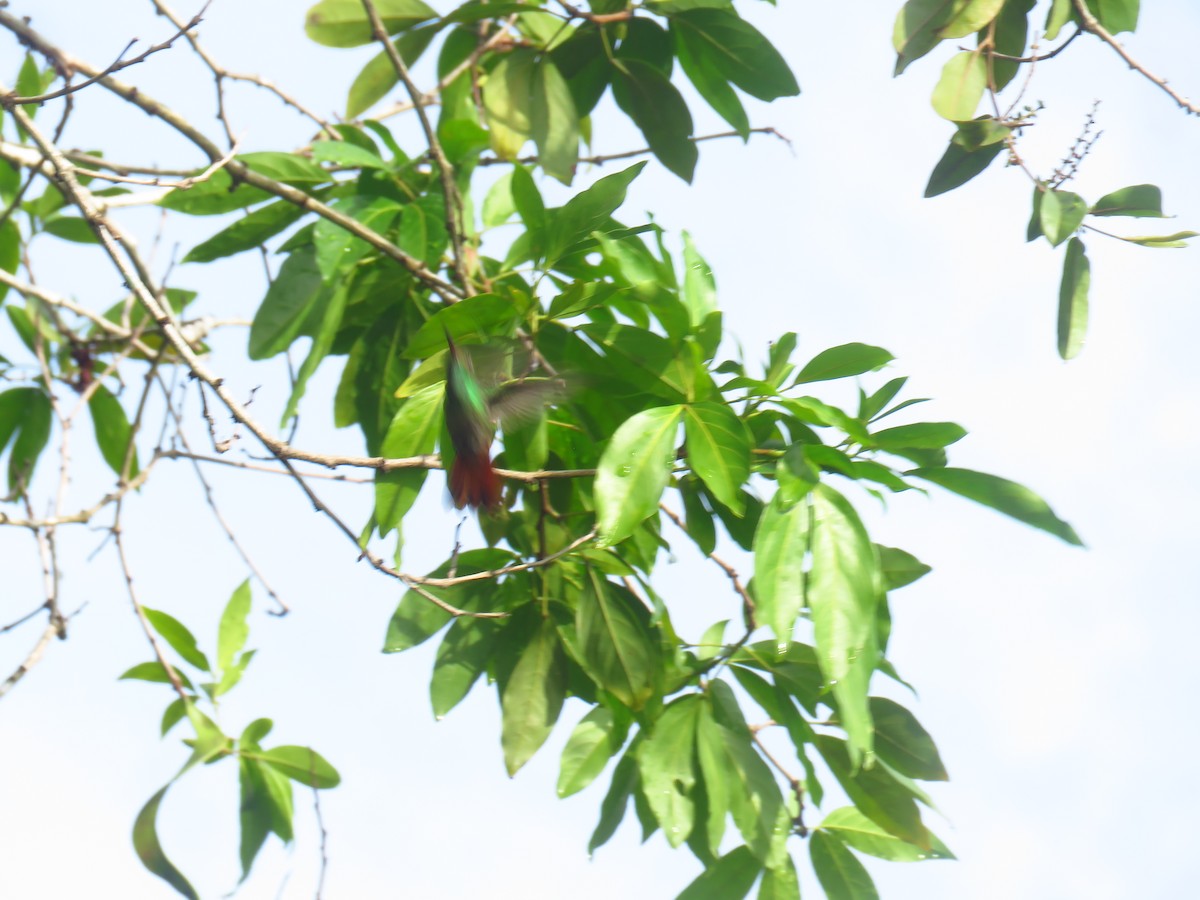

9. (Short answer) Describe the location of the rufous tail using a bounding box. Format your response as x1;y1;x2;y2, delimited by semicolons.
449;454;502;510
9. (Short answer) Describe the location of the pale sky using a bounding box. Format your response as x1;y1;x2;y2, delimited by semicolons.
3;2;1199;898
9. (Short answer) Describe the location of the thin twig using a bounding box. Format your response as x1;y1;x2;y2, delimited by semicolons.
1071;0;1199;115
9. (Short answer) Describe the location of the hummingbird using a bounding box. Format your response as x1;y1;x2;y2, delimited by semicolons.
442;329;562;510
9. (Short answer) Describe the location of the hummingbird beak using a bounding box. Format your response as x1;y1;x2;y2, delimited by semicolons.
442;326;459;360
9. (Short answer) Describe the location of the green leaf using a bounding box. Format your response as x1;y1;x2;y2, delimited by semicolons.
577;569;661;709
938;0;1005;37
281;278;349;426
638;694;701;847
924;140;1003;197
142;608;211;673
255;746;340;788
893;0;955;74
821;806;953;862
931;51;986;121
595;405;682;546
816;734;931;848
558;706;626;798
159;169;273;215
237;759;273;878
309;140;388;170
1090;184;1164;218
810;830;879;900
118;661;195;690
344;26;438;117
501;617;567;775
403;293;521;358
908;467;1082;544
431;615;501;719
217;580;252;675
1044;0;1074;39
673;18;750;137
589;749;639;853
42;217;97;244
305;0;437;47
0;387;51;492
809;485;880;766
1088;0;1139;33
483;49;536;159
613;59;697;182
87;383;139;479
794;343;894;384
133;785;198;900
671;9;799;101
871;422;966;451
248;247;324;359
683;403;751;513
1116;230;1198;248
383;588;453;653
696;698;781;862
0;218;20;304
547;162;645;261
681;232;718;326
870;696;948;781
753;492;811;643
952;116;1011;150
1058;237;1090;360
877;545;932;591
375;383;444;537
675;845;762;900
531;58;580;184
1040;190;1087;246
183;200;309;264
758;856;800;900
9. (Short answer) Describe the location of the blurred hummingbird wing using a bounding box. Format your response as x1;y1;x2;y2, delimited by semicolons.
487;377;566;427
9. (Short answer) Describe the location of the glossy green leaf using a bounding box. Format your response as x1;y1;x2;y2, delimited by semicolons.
118;661;195;690
183;200;308;264
501;617;567;775
1044;0;1074;39
248;248;324;359
577;569;661;709
613;60;697;182
1088;0;1139;33
310;139;388;170
893;0;956;73
671;9;799;101
673;18;749;137
821;806;954;862
42;217;97;243
0;218;20;303
344;27;438;117
403;293;521;358
431;615;501;719
375;383;443;537
237;759;273;878
931;52;986;121
908;467;1082;544
870;696;948;781
531;58;579;184
1058;237;1090;360
157;169;273;215
383;589;452;654
816;735;929;848
795;343;894;384
305;0;437;47
217;579;252;675
595;405;682;547
589;750;639;854
871;422;966;451
1040;190;1087;246
483;49;535;159
952;116;1011;150
877;545;932;591
753;492;811;643
547;162;645;260
87;383;139;479
0;387;51;492
809;485;880;765
255;746;340;788
133;785;198;900
938;0;1005;37
1090;184;1164;218
924;140;1002;197
757;855;801;900
558;706;625;798
638;694;701;847
1116;230;1198;248
142;608;210;673
684;403;751;513
675;845;762;900
810;830;879;900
